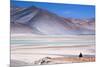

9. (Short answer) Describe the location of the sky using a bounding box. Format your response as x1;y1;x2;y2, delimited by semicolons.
11;0;95;19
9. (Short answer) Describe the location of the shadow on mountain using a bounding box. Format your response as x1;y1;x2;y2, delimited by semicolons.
11;5;95;35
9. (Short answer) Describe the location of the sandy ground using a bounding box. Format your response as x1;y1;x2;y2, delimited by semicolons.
11;45;95;67
11;35;95;67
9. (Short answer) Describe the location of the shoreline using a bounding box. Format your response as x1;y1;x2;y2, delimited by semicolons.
11;35;95;66
11;45;95;66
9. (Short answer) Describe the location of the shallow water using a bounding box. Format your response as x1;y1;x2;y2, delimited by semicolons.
11;35;95;66
11;35;95;46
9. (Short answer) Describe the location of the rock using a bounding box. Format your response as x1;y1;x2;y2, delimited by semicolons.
34;57;52;65
79;52;83;58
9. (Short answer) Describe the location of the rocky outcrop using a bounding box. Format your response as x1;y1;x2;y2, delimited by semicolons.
34;57;52;65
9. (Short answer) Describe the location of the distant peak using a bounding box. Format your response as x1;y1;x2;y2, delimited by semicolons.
29;5;38;9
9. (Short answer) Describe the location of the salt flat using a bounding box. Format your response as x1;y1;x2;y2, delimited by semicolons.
11;35;95;67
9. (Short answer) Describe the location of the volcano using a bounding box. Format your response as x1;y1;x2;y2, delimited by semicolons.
11;6;95;35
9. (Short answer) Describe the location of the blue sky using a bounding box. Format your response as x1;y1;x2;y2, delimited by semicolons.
11;0;95;19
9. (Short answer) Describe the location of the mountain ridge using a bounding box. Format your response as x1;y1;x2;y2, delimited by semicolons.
11;6;95;35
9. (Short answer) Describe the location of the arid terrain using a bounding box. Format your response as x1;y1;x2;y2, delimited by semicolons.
11;35;95;67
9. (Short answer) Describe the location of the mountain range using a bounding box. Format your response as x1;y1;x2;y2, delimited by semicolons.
11;6;95;35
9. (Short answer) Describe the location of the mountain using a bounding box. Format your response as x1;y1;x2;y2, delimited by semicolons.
11;6;95;35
